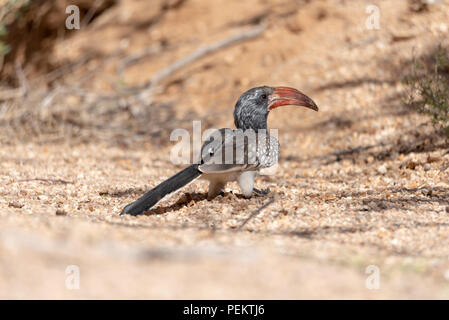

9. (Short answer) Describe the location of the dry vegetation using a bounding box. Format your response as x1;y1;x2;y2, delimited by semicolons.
1;0;449;299
405;45;449;137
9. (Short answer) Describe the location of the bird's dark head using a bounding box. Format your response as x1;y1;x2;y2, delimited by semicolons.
233;86;318;130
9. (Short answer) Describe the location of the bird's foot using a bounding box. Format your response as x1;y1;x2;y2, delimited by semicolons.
253;187;270;196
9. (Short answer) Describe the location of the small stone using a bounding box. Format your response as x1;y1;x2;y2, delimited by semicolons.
423;163;431;171
446;206;449;214
55;209;67;216
377;202;388;210
8;201;24;208
406;160;418;170
88;205;94;212
286;17;303;34
377;165;387;174
427;155;441;163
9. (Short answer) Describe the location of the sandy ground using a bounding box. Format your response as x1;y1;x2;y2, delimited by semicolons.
1;0;449;299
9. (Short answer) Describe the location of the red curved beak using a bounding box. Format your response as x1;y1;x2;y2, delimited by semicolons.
268;86;318;111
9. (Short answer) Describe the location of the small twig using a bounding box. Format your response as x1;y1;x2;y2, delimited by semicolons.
15;62;29;97
117;44;163;78
226;10;270;28
137;24;266;105
36;54;92;84
11;178;74;185
117;39;200;79
237;196;275;230
81;0;102;28
0;64;28;101
0;88;23;101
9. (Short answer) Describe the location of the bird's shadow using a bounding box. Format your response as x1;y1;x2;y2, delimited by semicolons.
141;192;209;215
139;190;268;216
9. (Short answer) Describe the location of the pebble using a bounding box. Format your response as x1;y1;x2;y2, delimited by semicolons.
55;209;67;216
8;201;24;209
377;165;387;174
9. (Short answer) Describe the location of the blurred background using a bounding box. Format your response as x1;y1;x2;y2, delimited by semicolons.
1;0;449;299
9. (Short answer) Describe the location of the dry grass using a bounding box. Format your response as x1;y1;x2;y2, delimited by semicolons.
404;45;449;137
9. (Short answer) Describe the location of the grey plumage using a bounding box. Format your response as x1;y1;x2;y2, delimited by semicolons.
121;128;279;215
121;86;317;215
234;86;273;130
198;127;279;199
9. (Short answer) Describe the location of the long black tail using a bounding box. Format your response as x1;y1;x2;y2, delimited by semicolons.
120;165;202;215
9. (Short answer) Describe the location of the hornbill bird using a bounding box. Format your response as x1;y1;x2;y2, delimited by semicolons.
121;86;318;215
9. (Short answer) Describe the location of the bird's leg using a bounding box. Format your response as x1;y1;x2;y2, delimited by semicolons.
208;180;226;200
253;187;270;196
238;171;256;198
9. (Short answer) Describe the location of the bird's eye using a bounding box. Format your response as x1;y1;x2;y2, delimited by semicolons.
261;94;267;99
